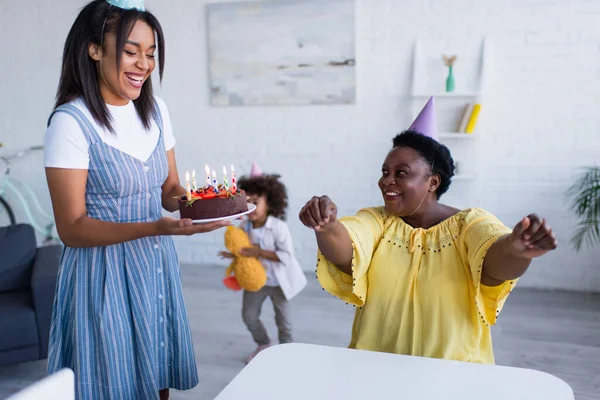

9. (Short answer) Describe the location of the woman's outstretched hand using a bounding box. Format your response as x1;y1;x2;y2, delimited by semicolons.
507;214;557;259
299;196;338;232
299;195;353;273
156;217;231;236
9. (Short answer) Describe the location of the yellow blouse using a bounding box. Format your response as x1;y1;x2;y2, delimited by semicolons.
317;207;517;364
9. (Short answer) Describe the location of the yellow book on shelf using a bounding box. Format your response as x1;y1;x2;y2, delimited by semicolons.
465;103;481;134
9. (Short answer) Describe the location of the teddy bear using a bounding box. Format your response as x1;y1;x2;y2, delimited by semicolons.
222;226;267;292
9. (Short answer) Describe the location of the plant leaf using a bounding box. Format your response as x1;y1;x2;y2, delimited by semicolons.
566;166;600;251
570;219;600;251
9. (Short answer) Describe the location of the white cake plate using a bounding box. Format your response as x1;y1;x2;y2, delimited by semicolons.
191;203;256;224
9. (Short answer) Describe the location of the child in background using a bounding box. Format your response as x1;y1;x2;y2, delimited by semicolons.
219;162;307;364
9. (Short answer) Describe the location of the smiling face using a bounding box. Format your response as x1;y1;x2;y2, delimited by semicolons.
378;146;440;217
89;19;156;105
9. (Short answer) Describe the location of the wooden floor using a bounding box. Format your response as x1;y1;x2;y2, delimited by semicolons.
1;265;599;399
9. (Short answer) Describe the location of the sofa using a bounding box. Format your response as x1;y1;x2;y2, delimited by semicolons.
0;223;61;366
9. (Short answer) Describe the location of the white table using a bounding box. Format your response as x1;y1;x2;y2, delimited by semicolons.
214;343;574;400
8;368;75;400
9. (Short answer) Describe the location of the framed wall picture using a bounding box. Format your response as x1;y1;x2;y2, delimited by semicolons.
206;0;356;106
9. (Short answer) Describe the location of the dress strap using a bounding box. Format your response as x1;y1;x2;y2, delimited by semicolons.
152;100;164;138
47;104;100;146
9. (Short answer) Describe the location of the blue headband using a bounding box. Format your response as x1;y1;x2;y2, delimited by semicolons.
106;0;145;11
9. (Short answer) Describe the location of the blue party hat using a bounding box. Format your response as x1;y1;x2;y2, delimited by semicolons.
106;0;145;11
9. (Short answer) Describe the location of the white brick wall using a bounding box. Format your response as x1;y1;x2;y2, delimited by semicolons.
1;0;599;292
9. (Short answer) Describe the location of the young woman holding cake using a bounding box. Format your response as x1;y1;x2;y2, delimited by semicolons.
299;97;558;364
219;163;307;364
43;1;228;398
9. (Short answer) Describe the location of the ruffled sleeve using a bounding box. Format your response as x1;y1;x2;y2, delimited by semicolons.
460;208;517;326
316;207;385;307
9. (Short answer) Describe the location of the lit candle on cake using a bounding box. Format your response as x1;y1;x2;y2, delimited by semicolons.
222;166;229;191
231;164;237;191
212;169;218;194
205;165;211;189
185;171;191;200
191;170;197;191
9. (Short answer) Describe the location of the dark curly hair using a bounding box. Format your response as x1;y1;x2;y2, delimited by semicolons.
392;130;455;199
238;174;289;220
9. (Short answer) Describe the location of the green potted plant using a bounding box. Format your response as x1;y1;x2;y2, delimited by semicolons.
567;166;600;251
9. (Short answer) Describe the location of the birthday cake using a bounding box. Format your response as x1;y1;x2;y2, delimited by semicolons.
178;166;248;220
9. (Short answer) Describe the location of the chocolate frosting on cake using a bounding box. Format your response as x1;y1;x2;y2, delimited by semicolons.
179;189;248;220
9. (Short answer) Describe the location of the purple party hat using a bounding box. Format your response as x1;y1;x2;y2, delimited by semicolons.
409;96;438;141
249;161;263;178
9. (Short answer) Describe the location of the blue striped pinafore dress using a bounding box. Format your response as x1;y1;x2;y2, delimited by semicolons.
46;102;198;399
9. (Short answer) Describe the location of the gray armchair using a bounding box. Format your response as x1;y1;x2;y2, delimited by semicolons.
0;223;61;366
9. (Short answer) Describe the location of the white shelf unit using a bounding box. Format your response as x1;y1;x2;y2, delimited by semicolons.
410;37;490;100
409;38;490;184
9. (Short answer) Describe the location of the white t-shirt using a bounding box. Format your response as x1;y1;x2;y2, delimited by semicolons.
44;96;176;169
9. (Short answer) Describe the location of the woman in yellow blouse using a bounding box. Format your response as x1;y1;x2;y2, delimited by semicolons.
298;99;557;364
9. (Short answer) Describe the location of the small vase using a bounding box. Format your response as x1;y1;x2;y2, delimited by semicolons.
446;66;455;93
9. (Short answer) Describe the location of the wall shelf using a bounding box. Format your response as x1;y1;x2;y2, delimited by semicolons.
411;37;490;98
412;92;481;99
439;132;476;139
